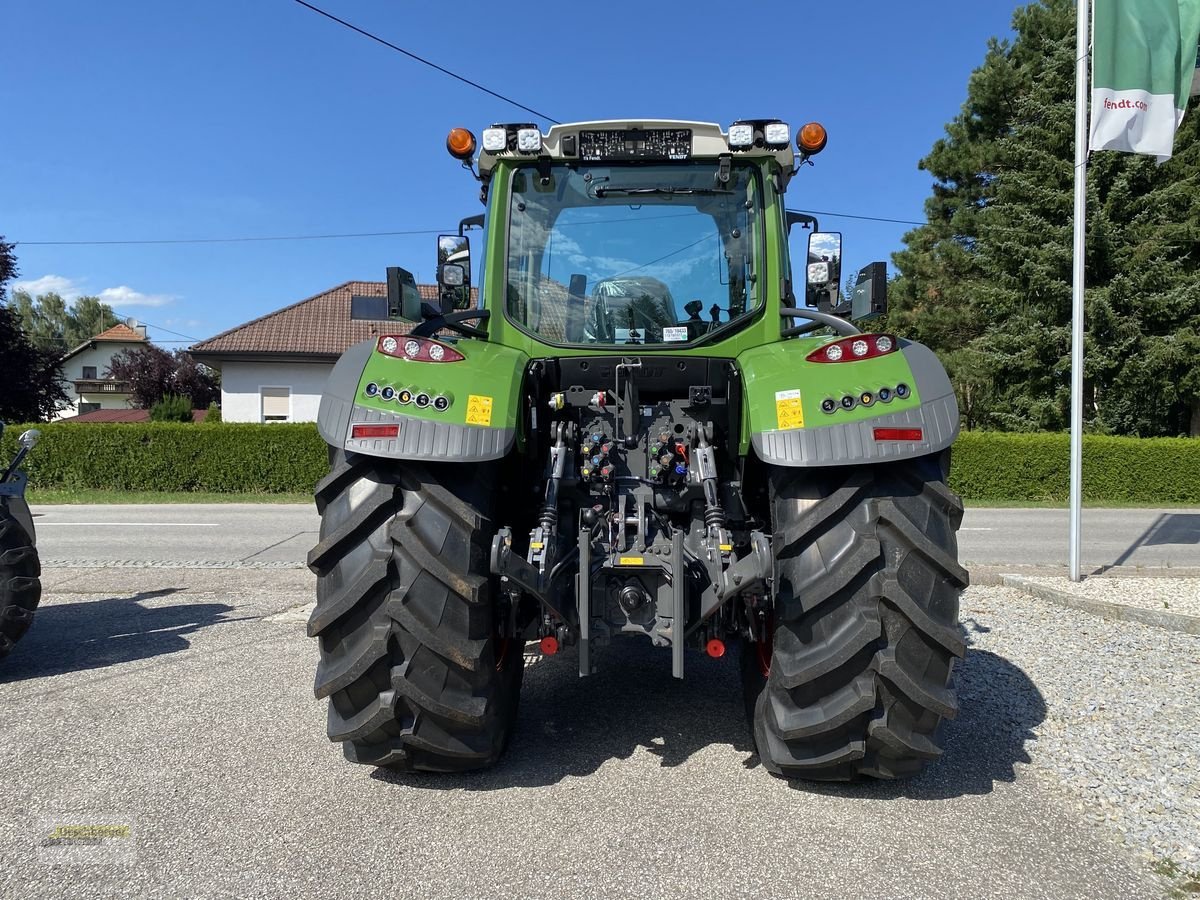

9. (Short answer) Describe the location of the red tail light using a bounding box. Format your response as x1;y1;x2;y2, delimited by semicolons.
377;335;465;362
352;424;399;439
807;334;897;363
873;428;923;442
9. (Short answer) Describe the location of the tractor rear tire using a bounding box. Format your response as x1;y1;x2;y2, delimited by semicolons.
307;448;522;772
744;452;968;781
0;501;41;660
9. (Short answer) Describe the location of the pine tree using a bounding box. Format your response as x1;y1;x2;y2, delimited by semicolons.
893;0;1200;436
0;239;70;422
889;1;1072;428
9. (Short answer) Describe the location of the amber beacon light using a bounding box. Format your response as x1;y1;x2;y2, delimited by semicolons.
446;127;476;160
797;122;828;156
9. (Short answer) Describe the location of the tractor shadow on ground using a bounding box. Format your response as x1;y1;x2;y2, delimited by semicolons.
373;633;1046;798
797;643;1047;802
373;639;755;791
0;589;236;683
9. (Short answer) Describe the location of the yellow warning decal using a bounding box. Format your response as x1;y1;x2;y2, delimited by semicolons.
775;389;805;430
529;541;544;550
618;556;645;566
719;544;733;552
465;394;493;427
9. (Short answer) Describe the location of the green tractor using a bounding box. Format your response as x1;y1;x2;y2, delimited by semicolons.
307;119;968;780
1;425;42;660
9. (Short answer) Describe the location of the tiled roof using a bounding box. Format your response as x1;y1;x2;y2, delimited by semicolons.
61;321;149;362
62;408;209;423
92;323;147;342
189;281;436;359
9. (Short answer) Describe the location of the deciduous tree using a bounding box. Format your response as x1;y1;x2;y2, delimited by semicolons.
11;290;119;357
105;346;219;409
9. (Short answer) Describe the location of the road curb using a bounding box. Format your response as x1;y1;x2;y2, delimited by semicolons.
1001;574;1200;635
41;559;308;570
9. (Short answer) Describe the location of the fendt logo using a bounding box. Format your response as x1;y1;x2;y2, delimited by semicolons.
1103;97;1149;112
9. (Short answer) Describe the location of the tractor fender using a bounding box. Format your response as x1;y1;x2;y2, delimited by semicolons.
317;338;524;462
738;338;960;467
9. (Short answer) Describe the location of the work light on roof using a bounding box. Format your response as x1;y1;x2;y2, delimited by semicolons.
516;128;542;152
728;123;754;147
763;122;790;146
482;127;507;152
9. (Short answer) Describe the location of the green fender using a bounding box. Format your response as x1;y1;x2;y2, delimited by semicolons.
316;337;528;461
736;337;959;466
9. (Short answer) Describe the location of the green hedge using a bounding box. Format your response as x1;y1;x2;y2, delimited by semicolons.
2;423;1198;503
0;423;328;494
951;431;1200;504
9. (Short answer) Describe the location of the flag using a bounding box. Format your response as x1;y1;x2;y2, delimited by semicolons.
1193;39;1200;95
1090;0;1200;160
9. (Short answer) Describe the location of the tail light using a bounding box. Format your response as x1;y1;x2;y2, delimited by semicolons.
807;334;896;363
377;335;465;362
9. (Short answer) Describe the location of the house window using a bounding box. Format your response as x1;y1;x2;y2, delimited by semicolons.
79;402;100;414
81;366;97;379
261;387;291;422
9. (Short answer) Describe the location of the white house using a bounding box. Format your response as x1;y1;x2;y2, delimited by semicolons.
54;321;149;420
189;281;439;423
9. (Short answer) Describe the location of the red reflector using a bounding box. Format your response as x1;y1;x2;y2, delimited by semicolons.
351;424;399;439
539;636;559;656
705;638;726;659
873;428;923;442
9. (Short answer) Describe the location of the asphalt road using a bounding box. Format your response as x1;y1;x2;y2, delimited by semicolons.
28;503;1200;570
0;568;1162;899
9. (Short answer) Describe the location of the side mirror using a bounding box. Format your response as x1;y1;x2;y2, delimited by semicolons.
386;267;424;321
850;262;888;320
805;231;842;311
18;429;40;450
437;234;471;310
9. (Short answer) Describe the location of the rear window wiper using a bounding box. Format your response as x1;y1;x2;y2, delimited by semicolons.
589;186;734;198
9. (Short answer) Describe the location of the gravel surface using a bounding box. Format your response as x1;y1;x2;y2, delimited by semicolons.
964;586;1200;869
1017;575;1200;618
0;568;1188;898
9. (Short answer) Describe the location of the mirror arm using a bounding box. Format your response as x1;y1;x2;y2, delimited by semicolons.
458;214;485;236
779;307;862;337
785;210;820;234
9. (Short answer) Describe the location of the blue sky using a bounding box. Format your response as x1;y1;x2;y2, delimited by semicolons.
2;1;1019;348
